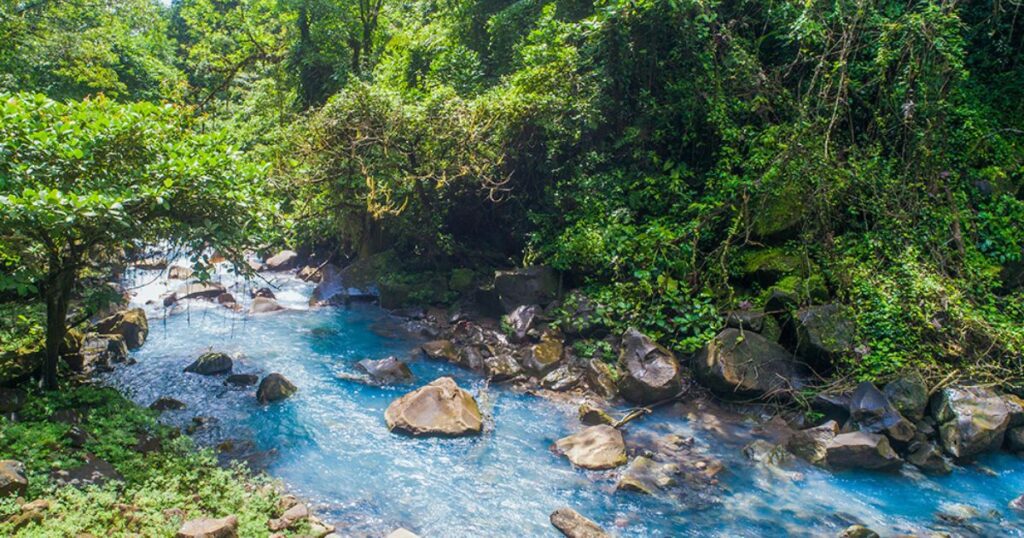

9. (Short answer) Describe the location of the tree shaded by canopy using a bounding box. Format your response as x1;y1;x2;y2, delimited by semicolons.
0;93;266;388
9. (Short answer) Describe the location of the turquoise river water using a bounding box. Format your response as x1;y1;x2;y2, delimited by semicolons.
101;265;1024;537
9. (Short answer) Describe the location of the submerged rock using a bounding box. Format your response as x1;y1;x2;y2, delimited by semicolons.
549;507;610;538
493;266;559;312
356;357;414;385
149;397;186;411
838;525;880;538
93;307;148;350
824;432;902;472
0;460;28;497
176;515;238;538
264;250;299;271
931;386;1010;459
224;374;259;387
257;373;297;404
617;328;682;404
555;425;627;470
385;377;482;437
184;352;233;375
616;456;677;495
694;328;806;399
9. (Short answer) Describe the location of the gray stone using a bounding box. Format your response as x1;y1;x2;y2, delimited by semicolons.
824;432;902;472
792;304;857;370
694;328;806;398
787;420;839;466
617;328;682;404
523;333;564;376
615;456;677;495
906;441;953;475
493;266;559;312
838;525;879;538
264;250;299;271
931;386;1010;459
883;372;929;421
224;374;259;387
149;397;186;411
249;297;285;314
849;381;915;444
356;357;414;385
173;282;227;301
503;304;541;342
0;460;28;497
482;353;522;382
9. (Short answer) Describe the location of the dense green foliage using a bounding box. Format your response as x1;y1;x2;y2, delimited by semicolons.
0;386;301;536
2;0;1024;385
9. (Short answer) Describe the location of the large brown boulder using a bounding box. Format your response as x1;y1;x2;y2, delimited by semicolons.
693;328;807;398
555;425;627;470
550;507;610;538
384;377;482;437
493;266;559;312
931;386;1010;459
66;333;128;372
824;432;902;472
264;250;299;271
421;340;459;363
176;515;238;538
93;308;148;350
0;460;28;497
184;352;233;375
523;333;564;376
616;328;682;404
257;373;297;404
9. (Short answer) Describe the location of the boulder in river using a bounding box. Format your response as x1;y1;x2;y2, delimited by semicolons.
93;307;148;350
264;250;299;271
175;515;238;538
541;364;583;392
824;432;902;472
1006;426;1024;452
252;287;276;299
0;460;28;497
184;352;233;375
616;328;682;404
838;525;880;538
694;328;806;399
906;441;953;475
257;373;297;404
493;266;559;312
174;281;227;301
792;304;857;371
930;386;1010;459
249;296;285;314
356;357;414;385
149;397;186;412
555;425;627;470
549;507;610;538
385;377;482;437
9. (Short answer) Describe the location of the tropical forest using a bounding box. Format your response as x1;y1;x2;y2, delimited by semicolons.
1;0;1024;536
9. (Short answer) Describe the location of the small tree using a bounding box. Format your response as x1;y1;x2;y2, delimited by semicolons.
0;93;266;389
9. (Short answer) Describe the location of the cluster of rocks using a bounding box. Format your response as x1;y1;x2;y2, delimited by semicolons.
173;496;336;538
59;307;149;375
176;351;297;406
760;374;1024;475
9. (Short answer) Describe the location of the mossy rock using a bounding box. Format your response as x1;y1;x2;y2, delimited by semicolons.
0;348;41;385
740;248;807;285
761;274;829;306
750;181;806;240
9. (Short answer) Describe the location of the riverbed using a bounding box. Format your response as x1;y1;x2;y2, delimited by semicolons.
101;264;1024;537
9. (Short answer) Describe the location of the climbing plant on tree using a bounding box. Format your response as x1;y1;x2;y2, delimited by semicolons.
0;93;266;389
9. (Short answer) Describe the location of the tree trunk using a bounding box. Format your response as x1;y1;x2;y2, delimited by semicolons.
42;263;74;390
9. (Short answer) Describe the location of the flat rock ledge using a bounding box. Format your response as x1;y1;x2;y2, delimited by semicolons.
555;425;627;470
385;377;482;437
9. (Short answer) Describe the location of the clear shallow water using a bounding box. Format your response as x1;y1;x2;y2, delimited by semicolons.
102;265;1024;537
